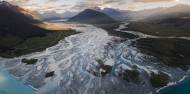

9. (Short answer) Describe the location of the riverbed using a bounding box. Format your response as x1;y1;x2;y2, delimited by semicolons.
0;21;189;94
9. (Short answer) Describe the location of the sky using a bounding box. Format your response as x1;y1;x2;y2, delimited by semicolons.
3;0;190;13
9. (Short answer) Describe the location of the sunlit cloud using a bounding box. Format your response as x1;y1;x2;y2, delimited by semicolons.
4;0;190;13
133;0;175;2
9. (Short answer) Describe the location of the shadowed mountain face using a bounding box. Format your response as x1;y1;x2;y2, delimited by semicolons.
68;9;117;24
0;1;50;39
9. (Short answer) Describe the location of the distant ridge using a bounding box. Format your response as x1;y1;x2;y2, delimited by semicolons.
68;9;117;24
38;11;78;20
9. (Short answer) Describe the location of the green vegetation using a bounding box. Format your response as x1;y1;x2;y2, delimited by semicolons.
21;58;38;64
0;30;78;58
94;23;120;30
101;65;112;77
0;35;23;48
127;21;190;37
135;38;190;71
150;72;169;88
94;23;139;39
0;22;78;58
45;71;54;78
122;70;140;84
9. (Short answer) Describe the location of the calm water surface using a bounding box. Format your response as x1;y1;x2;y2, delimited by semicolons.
0;71;34;94
160;76;190;94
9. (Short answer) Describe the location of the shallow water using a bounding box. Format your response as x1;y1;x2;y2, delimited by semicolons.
0;70;34;94
0;22;189;94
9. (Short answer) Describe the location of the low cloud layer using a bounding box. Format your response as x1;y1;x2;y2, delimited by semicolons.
4;0;188;13
134;0;175;2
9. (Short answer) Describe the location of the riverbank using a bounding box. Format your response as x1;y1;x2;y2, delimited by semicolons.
109;22;190;93
160;74;190;94
0;21;190;94
0;22;78;58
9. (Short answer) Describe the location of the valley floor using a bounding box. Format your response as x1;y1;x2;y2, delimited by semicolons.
0;21;189;94
0;23;78;58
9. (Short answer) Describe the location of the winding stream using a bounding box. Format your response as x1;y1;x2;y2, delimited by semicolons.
0;21;189;94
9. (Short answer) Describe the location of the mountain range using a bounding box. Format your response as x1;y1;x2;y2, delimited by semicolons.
91;4;190;21
34;4;190;22
38;11;78;20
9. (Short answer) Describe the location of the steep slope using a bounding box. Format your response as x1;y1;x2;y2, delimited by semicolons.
0;1;50;39
68;9;117;24
0;1;51;50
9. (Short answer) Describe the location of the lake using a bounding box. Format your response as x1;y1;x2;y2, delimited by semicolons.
0;70;34;94
160;76;190;94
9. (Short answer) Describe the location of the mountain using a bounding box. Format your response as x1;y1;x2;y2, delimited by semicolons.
38;11;62;20
38;11;78;20
60;11;78;19
91;4;190;21
93;7;134;21
0;1;39;23
68;9;117;24
0;1;49;38
0;1;50;48
93;7;121;20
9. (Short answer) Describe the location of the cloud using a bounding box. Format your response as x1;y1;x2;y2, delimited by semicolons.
71;0;127;11
5;0;183;13
46;0;59;2
8;0;28;5
71;1;103;10
7;0;39;6
133;0;175;2
60;5;68;7
71;2;86;10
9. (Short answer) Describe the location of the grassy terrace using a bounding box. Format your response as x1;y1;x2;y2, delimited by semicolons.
134;38;190;71
0;23;78;58
150;72;169;88
123;20;190;71
127;21;190;37
122;70;140;84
